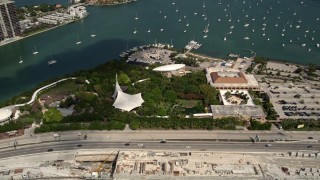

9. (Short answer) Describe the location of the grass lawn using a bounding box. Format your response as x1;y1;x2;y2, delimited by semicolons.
177;99;202;108
42;81;79;97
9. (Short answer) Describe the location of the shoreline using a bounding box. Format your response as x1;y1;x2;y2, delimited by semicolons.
86;0;137;6
0;18;84;47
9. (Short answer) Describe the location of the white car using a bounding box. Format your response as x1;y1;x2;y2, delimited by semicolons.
138;144;144;147
185;146;191;149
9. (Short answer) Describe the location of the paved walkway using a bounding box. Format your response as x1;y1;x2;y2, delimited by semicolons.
14;77;76;107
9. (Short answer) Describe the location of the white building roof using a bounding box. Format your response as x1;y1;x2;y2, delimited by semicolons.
153;64;185;72
0;107;12;122
112;75;144;111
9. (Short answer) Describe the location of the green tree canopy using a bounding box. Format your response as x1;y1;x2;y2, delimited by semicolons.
43;108;62;123
118;72;131;85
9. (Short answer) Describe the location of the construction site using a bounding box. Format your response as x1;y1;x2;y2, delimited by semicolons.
0;149;319;179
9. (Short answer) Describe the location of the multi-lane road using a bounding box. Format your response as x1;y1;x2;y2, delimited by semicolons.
0;130;319;159
1;139;319;159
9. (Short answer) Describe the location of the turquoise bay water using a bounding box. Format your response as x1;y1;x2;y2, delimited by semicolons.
0;0;319;103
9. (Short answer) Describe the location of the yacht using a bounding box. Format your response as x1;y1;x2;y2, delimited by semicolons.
244;23;249;27
275;23;279;27
296;25;300;29
244;36;250;40
19;56;23;64
203;35;208;38
301;44;306;47
133;28;137;34
184;29;187;33
160;28;164;32
75;35;82;45
32;47;39;55
186;22;189;27
316;44;320;48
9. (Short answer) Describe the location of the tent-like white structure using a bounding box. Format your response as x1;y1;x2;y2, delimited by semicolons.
112;74;144;111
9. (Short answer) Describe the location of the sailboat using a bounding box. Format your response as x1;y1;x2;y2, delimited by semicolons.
75;35;82;45
186;21;189;27
229;13;232;22
133;28;137;34
224;32;227;41
160;28;164;32
134;13;139;20
184;13;187;19
252;26;255;32
244;36;250;40
147;28;151;33
230;23;234;29
19;56;23;64
194;9;198;15
48;56;57;65
244;23;249;27
90;30;96;37
32;47;39;55
218;0;222;5
203;1;206;8
203;34;208;38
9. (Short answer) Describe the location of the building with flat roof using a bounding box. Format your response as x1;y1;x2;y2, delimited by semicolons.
210;105;266;120
206;67;260;90
0;0;21;41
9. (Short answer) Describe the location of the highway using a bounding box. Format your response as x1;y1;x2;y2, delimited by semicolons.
1;139;319;159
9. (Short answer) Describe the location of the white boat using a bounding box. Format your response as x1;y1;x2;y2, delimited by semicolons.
184;29;187;33
133;28;137;34
244;23;249;27
203;1;206;8
178;18;181;22
164;15;167;19
90;31;96;37
301;44;306;47
296;25;300;29
281;33;285;37
217;18;221;22
218;0;221;5
308;48;311;52
147;28;151;33
229;13;232;22
244;36;250;40
224;32;227;41
267;37;270;41
282;43;285;47
289;39;293;43
48;59;57;65
186;22;189;27
275;23;278;27
184;13;187;19
32;47;39;55
194;10;198;15
19;56;23;64
75;35;81;45
203;35;208;38
311;37;314;41
230;23;234;29
134;13;139;20
316;44;320;48
160;28;164;32
262;23;267;27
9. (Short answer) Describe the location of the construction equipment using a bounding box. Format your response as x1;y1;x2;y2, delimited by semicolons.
94;151;116;172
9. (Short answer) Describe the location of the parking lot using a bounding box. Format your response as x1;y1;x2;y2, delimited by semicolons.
262;83;320;119
127;47;173;65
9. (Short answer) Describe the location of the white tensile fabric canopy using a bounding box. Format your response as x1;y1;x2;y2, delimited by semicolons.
112;74;144;111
